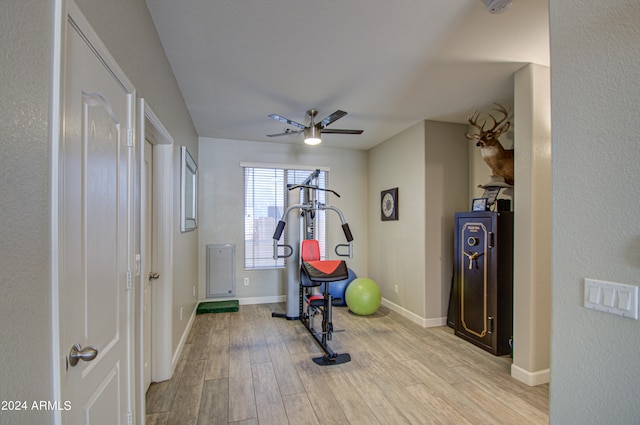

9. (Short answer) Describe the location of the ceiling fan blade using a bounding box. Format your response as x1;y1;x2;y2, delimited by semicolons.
320;128;364;135
267;129;304;137
318;110;348;128
268;114;306;130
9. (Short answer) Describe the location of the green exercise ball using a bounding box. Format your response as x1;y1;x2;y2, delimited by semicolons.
345;277;382;316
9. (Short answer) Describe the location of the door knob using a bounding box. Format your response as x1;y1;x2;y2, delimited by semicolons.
149;272;160;280
68;344;98;367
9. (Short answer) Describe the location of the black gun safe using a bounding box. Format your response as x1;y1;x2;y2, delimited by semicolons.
453;211;513;355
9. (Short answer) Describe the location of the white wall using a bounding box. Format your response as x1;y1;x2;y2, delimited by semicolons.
197;137;368;302
0;1;53;424
549;0;640;422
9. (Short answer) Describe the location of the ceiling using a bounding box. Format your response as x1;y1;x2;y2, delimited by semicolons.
145;0;549;150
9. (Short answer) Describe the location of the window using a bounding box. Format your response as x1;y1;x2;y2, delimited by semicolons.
243;166;327;269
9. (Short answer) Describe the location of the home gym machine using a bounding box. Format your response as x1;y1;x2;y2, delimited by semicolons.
271;170;354;365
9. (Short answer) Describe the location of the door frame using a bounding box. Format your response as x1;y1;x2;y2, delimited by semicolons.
50;0;136;423
138;99;174;387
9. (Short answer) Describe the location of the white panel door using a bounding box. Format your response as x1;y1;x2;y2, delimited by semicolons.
60;10;134;424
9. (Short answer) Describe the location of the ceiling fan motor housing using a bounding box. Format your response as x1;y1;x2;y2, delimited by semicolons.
306;109;318;120
484;0;512;14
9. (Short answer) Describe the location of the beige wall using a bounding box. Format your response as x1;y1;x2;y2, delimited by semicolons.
368;121;468;323
197;137;368;301
425;121;471;316
369;123;427;316
512;64;551;384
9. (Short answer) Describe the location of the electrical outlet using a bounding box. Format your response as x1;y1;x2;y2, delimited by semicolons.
192;286;196;297
394;284;399;293
244;277;250;286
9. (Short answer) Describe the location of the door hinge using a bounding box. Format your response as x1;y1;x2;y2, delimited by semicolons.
127;411;133;425
126;128;133;147
488;232;495;248
126;271;132;290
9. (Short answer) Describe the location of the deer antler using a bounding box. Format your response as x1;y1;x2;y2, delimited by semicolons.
467;110;485;135
465;103;511;142
487;103;510;135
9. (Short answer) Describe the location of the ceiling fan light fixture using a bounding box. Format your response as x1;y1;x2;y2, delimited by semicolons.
304;126;321;145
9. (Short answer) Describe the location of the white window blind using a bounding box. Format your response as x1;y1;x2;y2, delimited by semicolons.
243;166;327;269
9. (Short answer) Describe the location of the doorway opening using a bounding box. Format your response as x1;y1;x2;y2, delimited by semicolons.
137;99;174;422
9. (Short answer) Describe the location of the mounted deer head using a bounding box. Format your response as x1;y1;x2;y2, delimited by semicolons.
466;103;514;185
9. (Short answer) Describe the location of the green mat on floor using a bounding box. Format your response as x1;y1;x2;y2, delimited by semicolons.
196;300;239;314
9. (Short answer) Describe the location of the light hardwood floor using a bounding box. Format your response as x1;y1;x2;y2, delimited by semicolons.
145;303;548;425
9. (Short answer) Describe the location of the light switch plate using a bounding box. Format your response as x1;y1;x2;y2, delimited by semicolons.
584;279;638;320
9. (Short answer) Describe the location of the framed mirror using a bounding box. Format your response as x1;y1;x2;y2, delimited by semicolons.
181;146;197;232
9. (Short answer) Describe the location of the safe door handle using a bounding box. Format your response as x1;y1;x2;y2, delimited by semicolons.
69;343;98;367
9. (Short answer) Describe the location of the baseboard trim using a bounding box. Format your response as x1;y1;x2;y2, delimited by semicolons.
381;298;447;328
511;363;550;386
199;295;286;306
206;296;446;328
171;304;197;374
238;295;286;305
